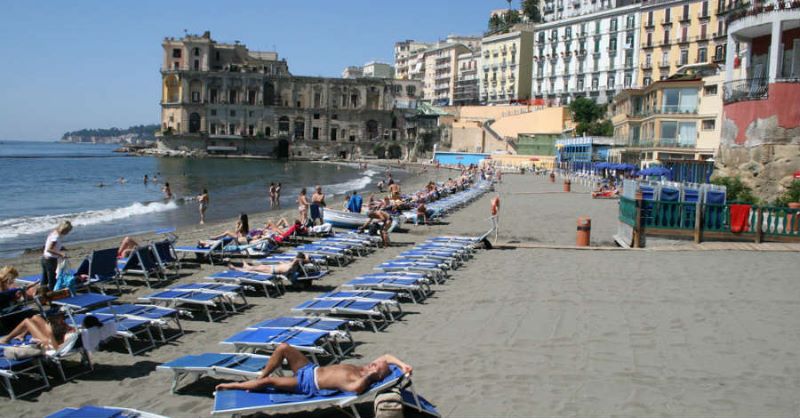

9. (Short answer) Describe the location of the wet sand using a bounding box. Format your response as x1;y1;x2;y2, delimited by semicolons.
5;172;800;417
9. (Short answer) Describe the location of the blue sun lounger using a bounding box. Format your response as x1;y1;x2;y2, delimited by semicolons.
68;313;156;356
375;261;447;283
46;405;169;418
174;239;228;265
91;303;183;343
399;251;461;269
291;299;391;332
0;351;50;400
157;352;272;393
220;328;337;364
169;283;248;311
342;276;431;304
208;270;284;297
152;240;181;277
247;316;354;356
315;290;402;318
117;246;165;288
51;293;118;318
138;290;232;322
211;366;440;417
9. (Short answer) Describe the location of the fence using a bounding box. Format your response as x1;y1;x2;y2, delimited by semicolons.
619;196;800;245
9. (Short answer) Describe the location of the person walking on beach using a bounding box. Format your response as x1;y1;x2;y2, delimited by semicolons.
198;188;209;224
162;182;173;200
268;183;277;209
297;188;309;224
310;186;326;226
490;194;500;244
41;221;72;292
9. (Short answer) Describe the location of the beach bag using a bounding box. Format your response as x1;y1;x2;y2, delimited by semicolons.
53;259;77;292
374;389;404;418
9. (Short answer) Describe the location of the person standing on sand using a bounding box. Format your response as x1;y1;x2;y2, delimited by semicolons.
275;183;282;208
41;221;72;292
310;186;326;226
490;194;500;243
162;182;173;200
268;183;277;209
198;188;209;224
297;188;309;224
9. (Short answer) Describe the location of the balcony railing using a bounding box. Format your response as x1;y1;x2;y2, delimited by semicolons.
723;77;769;104
727;1;800;26
622;138;698;148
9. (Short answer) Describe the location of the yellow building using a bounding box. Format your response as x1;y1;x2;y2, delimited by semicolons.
479;29;534;104
610;64;723;166
638;0;728;86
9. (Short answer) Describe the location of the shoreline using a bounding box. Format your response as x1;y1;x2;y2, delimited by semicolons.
2;162;446;275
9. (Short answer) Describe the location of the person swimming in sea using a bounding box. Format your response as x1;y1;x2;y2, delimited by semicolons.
162;182;173;200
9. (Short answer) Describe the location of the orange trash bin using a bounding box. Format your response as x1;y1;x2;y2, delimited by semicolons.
577;217;591;246
564;180;571;192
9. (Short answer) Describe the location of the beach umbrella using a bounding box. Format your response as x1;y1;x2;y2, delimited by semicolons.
638;166;672;178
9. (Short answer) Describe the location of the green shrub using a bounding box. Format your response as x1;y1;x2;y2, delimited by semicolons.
710;176;759;204
774;180;800;207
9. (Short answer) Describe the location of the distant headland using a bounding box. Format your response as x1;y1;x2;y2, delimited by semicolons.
60;124;159;145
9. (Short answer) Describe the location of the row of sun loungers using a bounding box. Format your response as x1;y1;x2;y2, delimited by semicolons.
404;180;492;224
148;235;484;416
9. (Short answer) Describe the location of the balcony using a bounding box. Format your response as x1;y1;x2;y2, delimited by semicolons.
659;60;671;68
622;138;698;149
661;18;673;25
675;59;689;67
699;11;711;20
723;77;769;104
713;31;727;40
680;14;691;23
660;38;672;47
642;41;655;49
645;20;655;29
641;62;653;70
678;36;691;45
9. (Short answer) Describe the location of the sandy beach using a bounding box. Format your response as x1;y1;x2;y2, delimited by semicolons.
4;171;800;417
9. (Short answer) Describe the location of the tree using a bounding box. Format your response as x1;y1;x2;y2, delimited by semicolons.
488;14;503;33
522;0;542;23
774;180;800;206
504;10;522;26
568;97;614;136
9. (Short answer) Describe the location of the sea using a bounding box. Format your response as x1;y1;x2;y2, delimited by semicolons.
0;141;393;259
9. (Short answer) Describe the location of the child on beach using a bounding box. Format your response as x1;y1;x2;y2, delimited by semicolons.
162;182;173;200
297;188;309;223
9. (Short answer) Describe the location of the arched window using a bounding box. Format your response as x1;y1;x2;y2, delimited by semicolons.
188;113;201;133
163;75;180;103
278;116;290;135
294;118;305;139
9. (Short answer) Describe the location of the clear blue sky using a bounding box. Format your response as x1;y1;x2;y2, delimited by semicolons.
0;0;506;141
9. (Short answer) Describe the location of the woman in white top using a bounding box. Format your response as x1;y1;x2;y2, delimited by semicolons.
41;221;72;291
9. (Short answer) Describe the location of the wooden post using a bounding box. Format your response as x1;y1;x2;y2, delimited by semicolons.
754;207;763;243
633;191;644;248
693;200;703;243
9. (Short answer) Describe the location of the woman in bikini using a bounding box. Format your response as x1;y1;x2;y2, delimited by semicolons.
229;252;310;275
199;213;250;247
297;188;309;224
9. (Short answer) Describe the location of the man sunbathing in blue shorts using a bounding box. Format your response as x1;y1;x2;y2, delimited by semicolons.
215;343;412;395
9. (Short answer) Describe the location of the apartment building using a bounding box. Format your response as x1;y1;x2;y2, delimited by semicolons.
638;0;728;86
454;51;481;106
542;0;641;21
532;4;641;105
394;40;433;80
421;43;473;106
341;66;363;79
609;64;723;165
342;62;395;79
480;30;534;104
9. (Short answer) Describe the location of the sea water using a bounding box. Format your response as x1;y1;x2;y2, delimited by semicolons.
0;141;391;259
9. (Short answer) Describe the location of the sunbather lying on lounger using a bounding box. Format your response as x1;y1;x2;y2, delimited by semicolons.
199;213;250;246
0;311;100;350
215;342;412;395
229;252;310;275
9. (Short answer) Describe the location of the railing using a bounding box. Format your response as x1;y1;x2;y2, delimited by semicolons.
727;1;800;26
723;77;769;104
620;197;800;241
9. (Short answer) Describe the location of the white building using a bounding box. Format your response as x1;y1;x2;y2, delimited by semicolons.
394;40;433;80
341;66;363;79
362;62;395;79
532;4;641;105
541;0;640;21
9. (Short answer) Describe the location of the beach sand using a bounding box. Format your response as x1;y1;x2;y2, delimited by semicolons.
5;172;800;417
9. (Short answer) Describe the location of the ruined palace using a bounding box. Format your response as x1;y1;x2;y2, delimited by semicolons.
159;31;425;159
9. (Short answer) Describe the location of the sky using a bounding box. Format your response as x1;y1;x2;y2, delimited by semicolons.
0;0;503;141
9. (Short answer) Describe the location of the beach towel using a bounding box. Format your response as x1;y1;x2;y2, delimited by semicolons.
347;195;363;213
729;204;751;233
